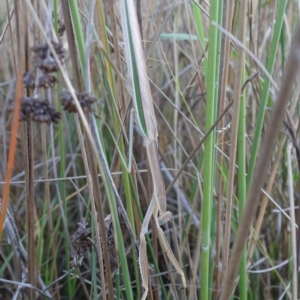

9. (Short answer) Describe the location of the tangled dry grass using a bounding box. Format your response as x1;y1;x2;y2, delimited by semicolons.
0;1;300;300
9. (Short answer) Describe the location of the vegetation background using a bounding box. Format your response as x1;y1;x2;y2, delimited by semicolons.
0;0;299;299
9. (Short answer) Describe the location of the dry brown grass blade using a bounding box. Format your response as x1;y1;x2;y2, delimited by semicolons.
41;123;60;298
247;136;286;261
86;128;111;299
21;61;38;300
247;86;299;264
4;1;16;74
219;22;300;300
284;121;300;274
285;122;300;180
19;3;38;297
286;142;298;299
215;0;233;294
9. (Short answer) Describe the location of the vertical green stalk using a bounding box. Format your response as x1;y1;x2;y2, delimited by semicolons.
191;0;207;74
53;0;58;34
52;1;72;295
68;0;86;76
209;5;223;299
200;2;220;299
238;71;247;299
246;0;287;190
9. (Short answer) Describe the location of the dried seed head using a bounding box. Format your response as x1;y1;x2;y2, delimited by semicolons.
23;71;36;89
31;43;48;60
38;74;58;88
70;211;126;270
71;219;92;245
34;56;59;73
23;71;58;89
60;90;97;113
7;96;61;124
51;41;65;60
31;41;65;73
70;219;92;268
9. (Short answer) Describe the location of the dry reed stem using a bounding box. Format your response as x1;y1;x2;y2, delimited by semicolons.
222;0;247;284
215;0;233;293
287;142;298;299
20;3;39;297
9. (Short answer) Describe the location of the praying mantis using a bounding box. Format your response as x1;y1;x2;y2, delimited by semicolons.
107;105;187;299
139;141;187;300
120;1;187;298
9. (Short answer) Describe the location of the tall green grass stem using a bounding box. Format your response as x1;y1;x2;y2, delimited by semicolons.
200;1;220;299
238;71;247;300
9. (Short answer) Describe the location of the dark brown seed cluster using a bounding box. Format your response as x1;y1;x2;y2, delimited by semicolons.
70;219;92;268
23;71;58;89
8;96;61;124
70;213;126;270
60;90;97;113
31;41;65;73
23;41;65;90
8;41;65;124
23;71;35;89
38;73;59;88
